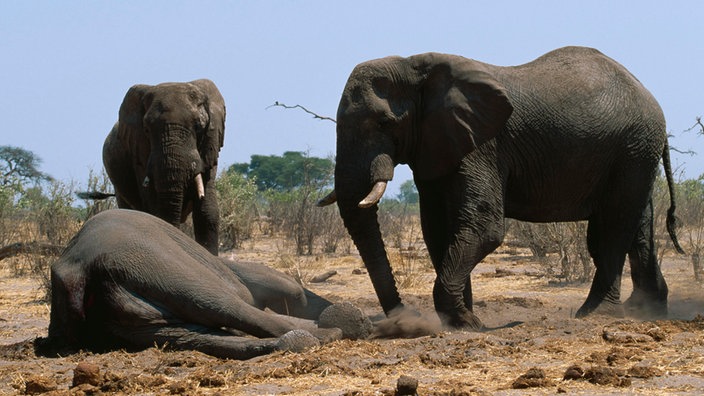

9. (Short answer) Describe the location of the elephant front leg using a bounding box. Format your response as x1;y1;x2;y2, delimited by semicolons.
417;172;505;331
432;235;500;330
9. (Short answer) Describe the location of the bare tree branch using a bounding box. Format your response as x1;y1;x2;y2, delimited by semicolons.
668;116;703;156
670;145;697;156
685;116;704;135
267;101;337;123
0;242;64;261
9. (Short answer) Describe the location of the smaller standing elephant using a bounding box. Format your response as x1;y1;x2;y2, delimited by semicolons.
45;209;363;360
103;79;225;255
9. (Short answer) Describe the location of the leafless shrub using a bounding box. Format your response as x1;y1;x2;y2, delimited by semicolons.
509;220;593;283
378;201;429;290
0;179;81;300
316;204;350;254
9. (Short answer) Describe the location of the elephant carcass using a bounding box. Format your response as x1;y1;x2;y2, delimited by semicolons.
45;209;369;360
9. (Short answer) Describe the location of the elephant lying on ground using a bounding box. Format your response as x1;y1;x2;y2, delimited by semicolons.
86;79;225;255
45;209;364;360
320;46;684;330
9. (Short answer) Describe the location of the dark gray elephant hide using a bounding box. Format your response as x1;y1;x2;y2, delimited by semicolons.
102;79;225;255
45;209;357;360
323;46;684;330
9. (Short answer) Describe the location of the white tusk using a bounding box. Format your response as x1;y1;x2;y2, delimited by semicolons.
195;173;205;200
142;176;150;187
358;181;387;208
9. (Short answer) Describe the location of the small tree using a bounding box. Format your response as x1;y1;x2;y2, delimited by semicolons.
397;180;419;204
0;146;52;189
0;146;53;246
678;175;704;281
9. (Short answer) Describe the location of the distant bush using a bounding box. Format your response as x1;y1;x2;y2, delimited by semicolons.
216;170;259;250
676;175;704;281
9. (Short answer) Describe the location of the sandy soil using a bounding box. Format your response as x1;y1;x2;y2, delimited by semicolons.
0;236;703;395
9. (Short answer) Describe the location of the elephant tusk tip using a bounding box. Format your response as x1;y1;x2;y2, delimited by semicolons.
317;190;337;207
357;200;376;209
358;181;387;208
194;173;205;200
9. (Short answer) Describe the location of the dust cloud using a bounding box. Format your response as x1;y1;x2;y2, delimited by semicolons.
371;307;443;338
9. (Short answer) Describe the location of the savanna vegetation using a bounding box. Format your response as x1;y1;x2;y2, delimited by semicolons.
1;120;703;395
1;118;703;300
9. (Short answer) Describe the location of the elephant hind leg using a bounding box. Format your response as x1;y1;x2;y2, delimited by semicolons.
577;201;647;318
112;323;281;360
576;216;628;318
624;198;668;318
224;260;333;320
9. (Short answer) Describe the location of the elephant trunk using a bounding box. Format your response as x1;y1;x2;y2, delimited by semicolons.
156;189;185;227
334;152;401;315
146;125;205;225
149;158;189;226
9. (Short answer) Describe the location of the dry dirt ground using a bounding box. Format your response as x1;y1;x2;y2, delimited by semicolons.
0;236;703;395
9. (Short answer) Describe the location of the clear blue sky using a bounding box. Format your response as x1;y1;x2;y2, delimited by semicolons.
2;1;703;196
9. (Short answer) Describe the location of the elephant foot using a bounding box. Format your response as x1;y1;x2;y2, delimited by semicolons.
441;309;484;331
575;299;624;319
276;329;320;353
624;292;667;319
318;302;373;340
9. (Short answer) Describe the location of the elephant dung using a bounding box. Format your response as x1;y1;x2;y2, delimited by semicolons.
73;362;102;387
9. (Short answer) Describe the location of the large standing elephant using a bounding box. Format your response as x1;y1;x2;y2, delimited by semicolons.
102;79;225;255
319;46;684;330
45;209;359;360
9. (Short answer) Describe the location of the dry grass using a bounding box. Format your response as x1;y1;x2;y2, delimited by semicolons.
1;234;703;395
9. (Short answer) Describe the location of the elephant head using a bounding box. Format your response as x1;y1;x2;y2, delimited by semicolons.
319;53;513;316
111;79;225;230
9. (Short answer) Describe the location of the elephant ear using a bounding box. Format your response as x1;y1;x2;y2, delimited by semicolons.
413;53;513;180
191;79;225;170
117;84;152;174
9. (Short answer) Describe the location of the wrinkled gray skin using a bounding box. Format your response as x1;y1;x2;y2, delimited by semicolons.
103;79;224;255
323;46;684;330
48;209;340;360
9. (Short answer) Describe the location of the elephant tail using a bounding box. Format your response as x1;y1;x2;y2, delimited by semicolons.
76;191;115;200
662;141;685;254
